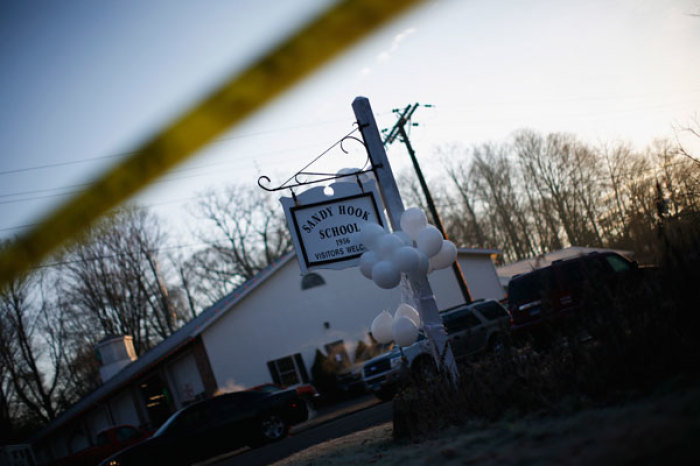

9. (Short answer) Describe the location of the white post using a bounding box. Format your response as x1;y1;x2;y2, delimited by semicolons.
352;96;459;382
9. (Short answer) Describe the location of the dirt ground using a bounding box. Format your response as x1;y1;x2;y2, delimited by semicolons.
271;383;700;465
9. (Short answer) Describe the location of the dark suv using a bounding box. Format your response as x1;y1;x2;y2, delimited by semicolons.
507;251;641;337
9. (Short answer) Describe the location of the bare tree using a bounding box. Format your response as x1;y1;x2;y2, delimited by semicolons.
598;142;635;243
57;207;186;355
513;131;603;247
0;270;68;424
440;145;489;248
675;115;700;166
396;169;429;214
650;139;700;217
0;357;14;441
168;251;199;320
470;142;535;262
569;141;605;246
187;184;293;303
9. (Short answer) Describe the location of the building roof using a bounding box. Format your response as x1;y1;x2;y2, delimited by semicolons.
31;247;499;443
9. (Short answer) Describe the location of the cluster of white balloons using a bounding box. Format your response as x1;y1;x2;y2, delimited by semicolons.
358;207;458;289
370;303;421;347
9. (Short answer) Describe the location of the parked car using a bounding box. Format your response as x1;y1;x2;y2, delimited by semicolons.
507;251;644;339
442;299;511;355
247;382;320;409
51;424;151;466
100;389;308;466
362;299;511;400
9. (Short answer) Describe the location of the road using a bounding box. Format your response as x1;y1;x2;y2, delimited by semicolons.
210;396;392;466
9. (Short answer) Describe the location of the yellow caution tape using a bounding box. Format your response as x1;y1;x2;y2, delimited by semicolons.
0;0;424;287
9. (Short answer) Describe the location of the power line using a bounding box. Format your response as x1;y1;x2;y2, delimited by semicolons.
0;142;322;204
35;242;211;269
435;87;700;109
5;88;694;178
0;115;371;177
0;222;39;233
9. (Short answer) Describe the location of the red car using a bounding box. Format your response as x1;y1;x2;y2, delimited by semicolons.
52;424;151;466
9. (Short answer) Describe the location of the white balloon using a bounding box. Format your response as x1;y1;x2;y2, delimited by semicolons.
395;303;420;328
360;223;386;251
394;246;420;275
400;208;428;240
393;230;413;247
417;225;444;258
376;234;403;260
371;310;394;344
359;250;378;279
372;260;401;289
430;240;458;270
392;316;419;347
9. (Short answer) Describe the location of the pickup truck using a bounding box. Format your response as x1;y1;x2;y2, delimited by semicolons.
51;424;151;466
362;299;510;400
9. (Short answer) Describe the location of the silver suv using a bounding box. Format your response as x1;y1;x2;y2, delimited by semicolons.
362;299;510;400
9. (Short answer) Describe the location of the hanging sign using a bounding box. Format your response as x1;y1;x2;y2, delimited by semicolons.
281;180;387;274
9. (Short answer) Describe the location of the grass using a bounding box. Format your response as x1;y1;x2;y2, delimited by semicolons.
274;379;700;465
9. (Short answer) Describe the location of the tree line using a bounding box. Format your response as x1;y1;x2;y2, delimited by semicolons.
0;187;292;441
401;129;699;264
1;127;698;441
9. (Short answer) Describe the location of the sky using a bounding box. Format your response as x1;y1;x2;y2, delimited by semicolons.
1;0;699;247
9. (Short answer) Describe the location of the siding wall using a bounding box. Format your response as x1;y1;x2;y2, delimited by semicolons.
167;353;205;407
109;390;141;427
202;253;504;390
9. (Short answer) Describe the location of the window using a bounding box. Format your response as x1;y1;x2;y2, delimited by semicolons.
167;404;211;434
301;273;325;290
213;392;263;421
116;426;140;442
443;310;481;333
477;302;508;321
267;354;309;387
509;268;556;303
606;255;631;273
96;432;109;446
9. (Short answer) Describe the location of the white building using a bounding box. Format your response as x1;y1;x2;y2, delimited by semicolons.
30;248;503;464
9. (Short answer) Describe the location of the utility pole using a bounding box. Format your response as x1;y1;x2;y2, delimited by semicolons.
384;104;474;304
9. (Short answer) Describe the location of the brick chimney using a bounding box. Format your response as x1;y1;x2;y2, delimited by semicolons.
95;335;137;383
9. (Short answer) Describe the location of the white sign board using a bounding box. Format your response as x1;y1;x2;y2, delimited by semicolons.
281;181;387;274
